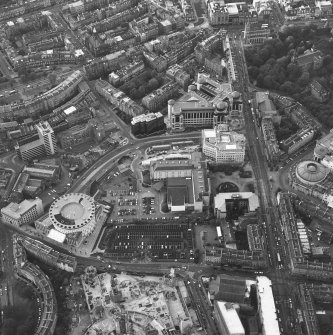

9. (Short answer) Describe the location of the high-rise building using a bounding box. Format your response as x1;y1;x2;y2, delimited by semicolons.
1;198;44;226
36;121;57;155
15;121;57;161
202;124;246;164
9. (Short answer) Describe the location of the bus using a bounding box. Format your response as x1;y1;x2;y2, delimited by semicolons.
277;252;281;264
9;90;16;95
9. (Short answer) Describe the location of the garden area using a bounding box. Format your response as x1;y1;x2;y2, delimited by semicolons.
245;24;333;127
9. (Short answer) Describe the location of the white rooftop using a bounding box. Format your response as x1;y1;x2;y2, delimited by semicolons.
216;301;245;335
256;276;280;335
63;106;77;115
214;192;260;213
47;229;66;243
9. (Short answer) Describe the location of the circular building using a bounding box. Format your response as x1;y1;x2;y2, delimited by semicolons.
49;193;96;237
295;160;328;185
313;145;329;161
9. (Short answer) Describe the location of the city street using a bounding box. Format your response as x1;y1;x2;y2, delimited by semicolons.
0;225;15;312
230;36;300;334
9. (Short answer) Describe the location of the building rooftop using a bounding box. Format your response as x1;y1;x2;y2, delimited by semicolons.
49;193;95;229
215;192;260;213
216;301;245;334
296;160;328;184
2;198;41;220
256;276;280;335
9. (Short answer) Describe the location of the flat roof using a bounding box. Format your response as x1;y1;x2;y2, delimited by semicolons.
256;276;280;335
47;229;66;243
216;301;245;334
215;192;260;213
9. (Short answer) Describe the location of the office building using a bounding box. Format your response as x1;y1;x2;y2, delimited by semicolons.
15;121;57;161
279;128;315;154
214;301;245;335
256;276;280;335
202;123;246;165
1;198;43;226
214;192;260;218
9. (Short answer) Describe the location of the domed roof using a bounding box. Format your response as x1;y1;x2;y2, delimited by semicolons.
188;84;196;91
232;91;240;99
198;76;205;84
296;160;328;184
216;101;228;110
168;99;175;105
314;145;329;158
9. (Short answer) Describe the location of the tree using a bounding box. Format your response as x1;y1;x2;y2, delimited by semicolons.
129;88;138;99
148;78;159;90
138;85;146;97
280;80;294;92
287;63;302;81
297;71;310;87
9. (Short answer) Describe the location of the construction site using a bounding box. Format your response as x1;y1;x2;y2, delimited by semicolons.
81;267;201;335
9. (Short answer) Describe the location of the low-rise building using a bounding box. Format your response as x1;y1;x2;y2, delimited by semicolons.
279;192;333;280
23;162;60;180
1;198;43;226
214;192;260;218
296;50;322;71
280;127;315;154
214;301;245;335
18;235;77;272
166;64;191;90
59;123;93;149
310;80;330;103
150;159;193;181
95;79;144;117
131;112;165;136
109;60;144;86
142;81;178;112
247;224;263;252
202;123;246;165
13;235;58;335
261;117;281;162
243;22;270;46
256;276;280;335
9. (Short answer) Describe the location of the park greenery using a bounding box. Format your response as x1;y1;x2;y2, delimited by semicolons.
245;24;333;127
118;69;164;100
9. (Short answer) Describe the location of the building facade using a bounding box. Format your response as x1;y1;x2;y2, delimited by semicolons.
15;121;57;161
1;198;43;226
202;123;246;165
